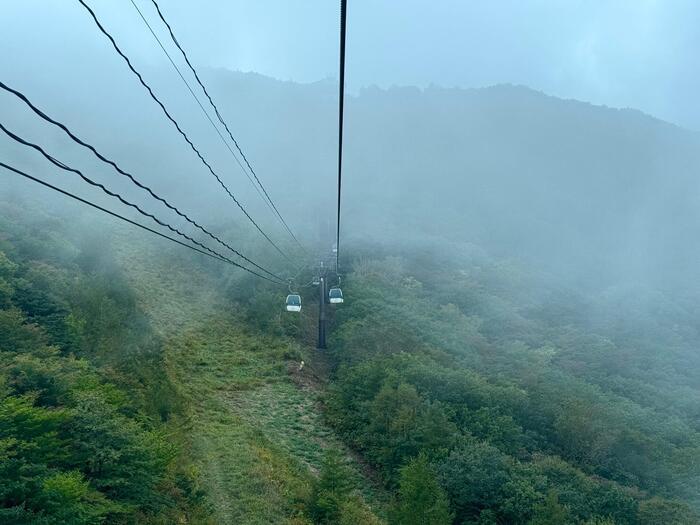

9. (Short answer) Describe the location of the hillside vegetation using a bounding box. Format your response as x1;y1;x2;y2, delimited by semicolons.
322;247;700;524
0;198;386;524
3;192;698;524
2;73;700;524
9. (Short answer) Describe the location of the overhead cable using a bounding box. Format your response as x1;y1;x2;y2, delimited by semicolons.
0;123;285;283
128;1;272;212
142;0;307;253
0;161;282;283
335;0;348;272
0;80;281;281
77;0;291;262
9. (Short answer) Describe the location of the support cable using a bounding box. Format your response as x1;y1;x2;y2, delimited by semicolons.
0;80;281;281
142;0;307;254
336;0;348;272
0;123;285;283
77;0;291;262
129;0;271;213
0;162;283;283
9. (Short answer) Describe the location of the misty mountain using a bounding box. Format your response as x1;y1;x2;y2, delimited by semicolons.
9;68;698;292
211;74;700;292
5;63;700;523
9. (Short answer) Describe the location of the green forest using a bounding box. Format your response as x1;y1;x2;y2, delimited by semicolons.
2;6;700;521
1;191;698;524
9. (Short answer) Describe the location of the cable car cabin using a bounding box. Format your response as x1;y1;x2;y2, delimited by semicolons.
329;287;344;304
286;294;302;312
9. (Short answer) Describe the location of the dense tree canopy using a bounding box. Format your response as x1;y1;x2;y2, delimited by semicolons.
0;211;205;523
322;250;700;524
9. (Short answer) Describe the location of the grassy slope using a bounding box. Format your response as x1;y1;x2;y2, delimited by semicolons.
110;230;387;524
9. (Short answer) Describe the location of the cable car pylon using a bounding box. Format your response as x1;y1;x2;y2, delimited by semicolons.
318;271;327;349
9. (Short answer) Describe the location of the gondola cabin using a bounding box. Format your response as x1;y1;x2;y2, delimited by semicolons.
329;287;344;304
286;294;302;312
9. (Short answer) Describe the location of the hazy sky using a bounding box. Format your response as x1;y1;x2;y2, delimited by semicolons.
3;0;700;129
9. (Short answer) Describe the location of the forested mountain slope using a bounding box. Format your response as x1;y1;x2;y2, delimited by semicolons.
2;187;698;524
323;246;700;523
0;196;386;524
2;71;700;523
